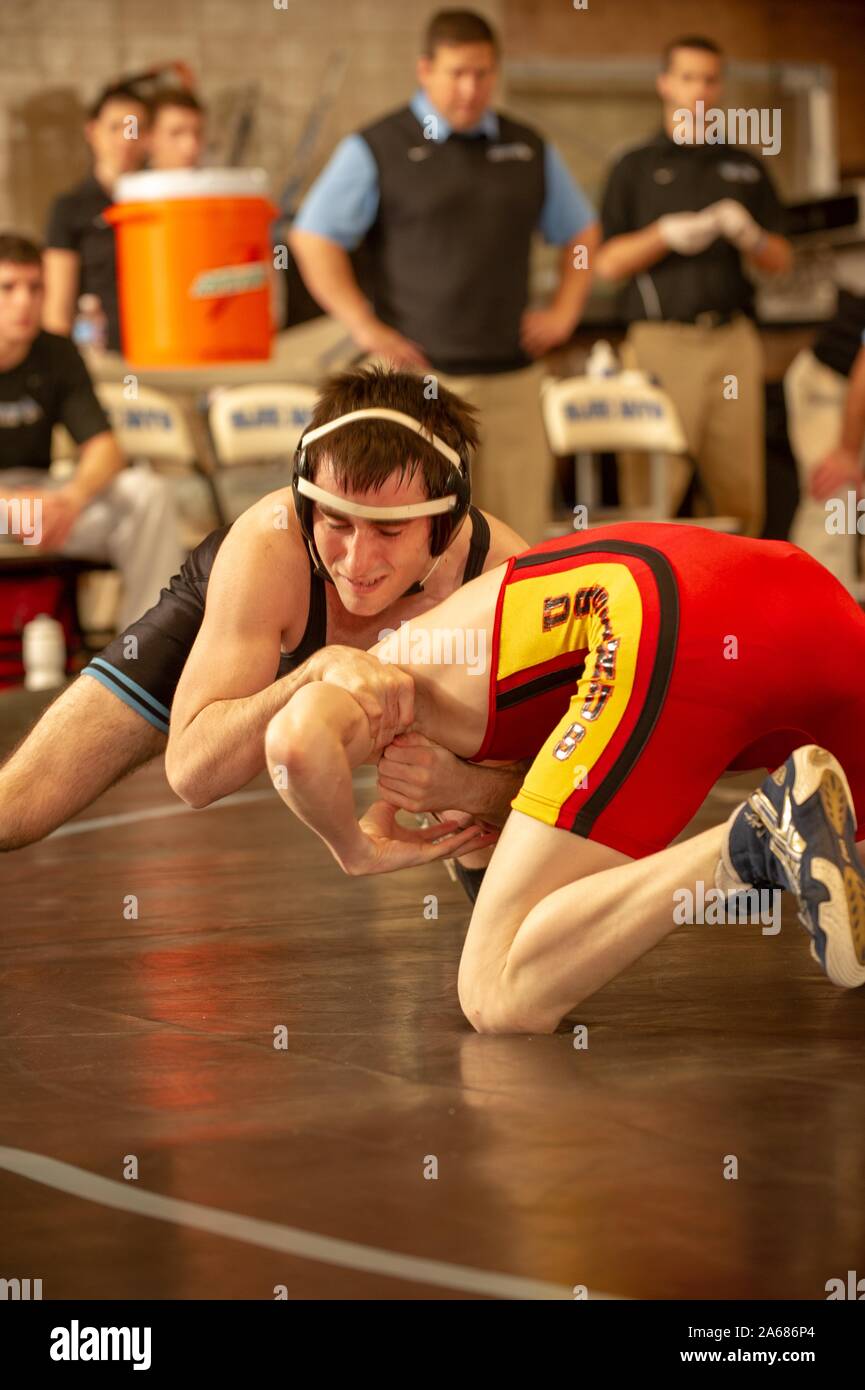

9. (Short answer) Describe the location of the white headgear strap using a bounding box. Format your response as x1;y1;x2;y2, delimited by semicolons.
296;477;456;520
299;407;463;469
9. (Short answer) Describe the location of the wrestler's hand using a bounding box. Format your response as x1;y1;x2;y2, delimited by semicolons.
341;801;497;876
376;730;479;813
308;645;415;751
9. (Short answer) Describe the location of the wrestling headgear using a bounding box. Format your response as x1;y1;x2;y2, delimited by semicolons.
291;407;472;591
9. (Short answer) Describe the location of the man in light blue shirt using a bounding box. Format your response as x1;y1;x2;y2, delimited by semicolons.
289;8;599;542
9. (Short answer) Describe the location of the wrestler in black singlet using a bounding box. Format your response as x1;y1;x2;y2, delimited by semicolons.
81;508;492;904
81;507;492;737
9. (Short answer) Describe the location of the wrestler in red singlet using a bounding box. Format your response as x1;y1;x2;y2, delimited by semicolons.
468;523;865;859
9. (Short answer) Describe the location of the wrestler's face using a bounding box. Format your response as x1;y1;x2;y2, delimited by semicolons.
311;459;435;614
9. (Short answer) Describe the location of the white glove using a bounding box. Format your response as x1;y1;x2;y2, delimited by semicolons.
657;206;723;256
711;198;764;253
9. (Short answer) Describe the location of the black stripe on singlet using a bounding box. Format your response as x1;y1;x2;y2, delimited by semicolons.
496;662;586;711
510;538;680;836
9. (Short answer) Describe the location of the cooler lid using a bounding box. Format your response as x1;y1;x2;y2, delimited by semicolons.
113;167;270;202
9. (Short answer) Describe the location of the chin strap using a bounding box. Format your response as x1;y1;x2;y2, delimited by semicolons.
401;552;444;597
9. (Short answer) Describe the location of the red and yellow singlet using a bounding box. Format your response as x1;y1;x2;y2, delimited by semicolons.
470;523;865;858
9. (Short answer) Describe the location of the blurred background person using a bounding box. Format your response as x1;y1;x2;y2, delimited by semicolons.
289;8;599;544
595;35;792;536
145;88;206;171
785;298;865;590
0;234;183;626
41;82;149;353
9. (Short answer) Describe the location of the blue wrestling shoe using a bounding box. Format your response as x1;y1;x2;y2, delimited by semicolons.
715;745;865;989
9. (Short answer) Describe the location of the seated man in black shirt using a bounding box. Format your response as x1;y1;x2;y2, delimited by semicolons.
42;82;148;352
0;232;183;624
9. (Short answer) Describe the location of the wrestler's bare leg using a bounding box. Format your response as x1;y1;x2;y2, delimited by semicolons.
458;811;725;1034
0;678;165;852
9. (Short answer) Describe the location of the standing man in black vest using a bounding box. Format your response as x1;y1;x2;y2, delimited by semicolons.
289;8;599;545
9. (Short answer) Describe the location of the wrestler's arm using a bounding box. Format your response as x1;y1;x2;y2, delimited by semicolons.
166;509;326;807
377;511;531;823
467;516;534;816
377;735;530;825
167;506;416;809
265;683;493;875
439;513;532;822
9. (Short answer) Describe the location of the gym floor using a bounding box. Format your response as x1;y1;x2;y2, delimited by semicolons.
2;687;863;1300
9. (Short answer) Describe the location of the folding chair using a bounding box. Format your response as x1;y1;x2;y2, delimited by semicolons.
541;368;741;533
205;382;318;522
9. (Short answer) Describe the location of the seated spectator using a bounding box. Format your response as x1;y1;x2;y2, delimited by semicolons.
0;233;184;627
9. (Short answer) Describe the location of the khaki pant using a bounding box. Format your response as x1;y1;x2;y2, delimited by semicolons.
784;347;860;593
619;316;765;536
434;360;551;546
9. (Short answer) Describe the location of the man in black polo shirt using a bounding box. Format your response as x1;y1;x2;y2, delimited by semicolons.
42;82;149;352
595;35;792;536
289;8;599;544
0;234;182;625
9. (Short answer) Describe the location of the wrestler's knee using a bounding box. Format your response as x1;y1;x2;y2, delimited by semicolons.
264;699;312;776
458;957;559;1036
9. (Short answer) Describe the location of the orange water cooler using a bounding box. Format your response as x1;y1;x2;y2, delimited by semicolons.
105;168;279;365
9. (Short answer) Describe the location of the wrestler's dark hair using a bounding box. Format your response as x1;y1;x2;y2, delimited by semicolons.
303;365;480;500
423;10;499;59
662;36;723;71
0;233;42;266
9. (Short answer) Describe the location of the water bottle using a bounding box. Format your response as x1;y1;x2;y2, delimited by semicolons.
72;294;108;352
585;339;619;378
22;615;66;691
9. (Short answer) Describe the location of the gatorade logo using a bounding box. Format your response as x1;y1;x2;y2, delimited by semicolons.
189;262;267;299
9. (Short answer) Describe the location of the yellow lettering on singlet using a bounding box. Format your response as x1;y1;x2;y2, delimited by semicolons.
503;562;644;825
